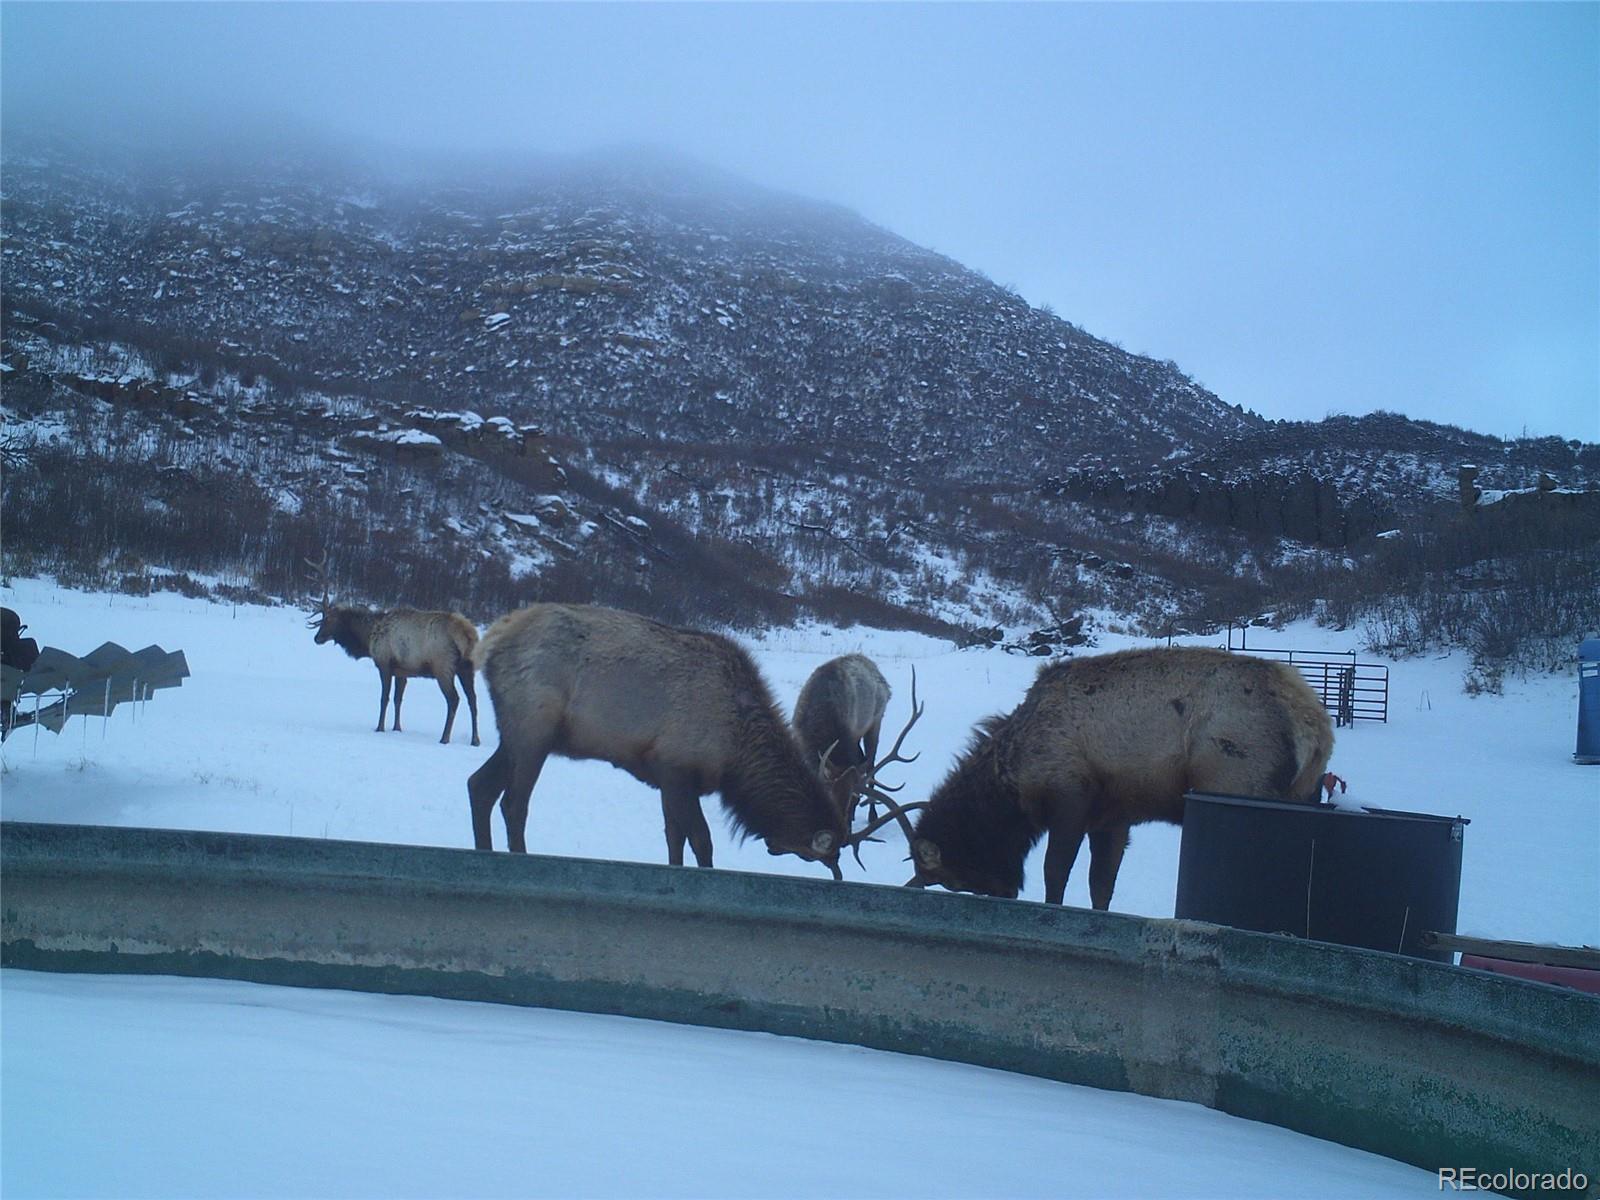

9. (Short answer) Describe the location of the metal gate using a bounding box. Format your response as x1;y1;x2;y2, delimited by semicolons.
1226;626;1389;726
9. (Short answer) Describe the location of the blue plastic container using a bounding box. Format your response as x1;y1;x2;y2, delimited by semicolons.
1577;637;1600;765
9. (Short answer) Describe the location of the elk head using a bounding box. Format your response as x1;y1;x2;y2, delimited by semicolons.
903;837;1021;900
767;829;845;880
303;553;368;659
304;552;333;641
899;740;1030;899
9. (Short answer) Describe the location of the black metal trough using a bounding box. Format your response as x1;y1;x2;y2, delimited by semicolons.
1175;791;1467;962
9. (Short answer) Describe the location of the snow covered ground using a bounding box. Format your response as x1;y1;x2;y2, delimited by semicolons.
1;577;1594;1197
1;970;1440;1199
2;577;1593;943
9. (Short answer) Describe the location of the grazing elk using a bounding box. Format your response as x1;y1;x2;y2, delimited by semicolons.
906;646;1334;908
306;559;481;746
468;603;849;877
2;607;40;736
793;654;892;818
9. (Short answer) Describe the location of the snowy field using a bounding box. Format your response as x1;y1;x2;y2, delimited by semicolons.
2;577;1595;1198
1;970;1439;1200
2;577;1593;942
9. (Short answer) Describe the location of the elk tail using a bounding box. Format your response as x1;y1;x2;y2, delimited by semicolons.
1287;716;1335;803
449;613;479;662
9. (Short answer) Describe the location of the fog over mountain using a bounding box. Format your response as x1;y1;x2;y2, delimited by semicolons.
4;1;1594;441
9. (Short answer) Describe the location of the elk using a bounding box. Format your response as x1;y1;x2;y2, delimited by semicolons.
906;646;1335;908
467;603;848;877
792;654;891;819
306;557;481;746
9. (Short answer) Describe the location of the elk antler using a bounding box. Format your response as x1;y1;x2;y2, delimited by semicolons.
817;738;842;778
847;793;929;866
304;551;331;627
844;667;927;857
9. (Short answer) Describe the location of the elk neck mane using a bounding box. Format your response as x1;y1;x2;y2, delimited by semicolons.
951;711;1025;803
713;645;834;845
324;607;378;660
919;709;1040;885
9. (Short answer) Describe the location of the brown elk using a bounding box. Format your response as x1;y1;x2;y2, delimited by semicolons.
306;559;481;746
467;603;849;876
792;654;892;818
906;646;1334;908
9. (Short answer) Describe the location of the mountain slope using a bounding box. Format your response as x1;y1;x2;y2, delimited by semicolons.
1;136;1260;480
1047;412;1599;545
3;135;1595;659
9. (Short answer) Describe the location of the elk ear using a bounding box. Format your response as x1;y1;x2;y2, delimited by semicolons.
811;831;837;856
913;839;942;870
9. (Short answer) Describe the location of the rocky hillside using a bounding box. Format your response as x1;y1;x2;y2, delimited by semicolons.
1047;413;1598;546
1;134;1259;482
3;133;1596;664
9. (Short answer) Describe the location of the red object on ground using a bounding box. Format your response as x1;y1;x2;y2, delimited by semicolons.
1461;955;1600;996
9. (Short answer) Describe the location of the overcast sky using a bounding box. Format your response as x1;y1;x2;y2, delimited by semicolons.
4;2;1595;442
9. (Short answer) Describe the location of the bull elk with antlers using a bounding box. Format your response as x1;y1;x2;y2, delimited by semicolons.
906;646;1334;908
468;603;881;876
306;556;481;746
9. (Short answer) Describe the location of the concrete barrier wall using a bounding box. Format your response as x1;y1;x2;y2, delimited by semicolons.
3;821;1596;1197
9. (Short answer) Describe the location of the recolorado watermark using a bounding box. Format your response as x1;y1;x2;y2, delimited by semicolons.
1439;1167;1588;1192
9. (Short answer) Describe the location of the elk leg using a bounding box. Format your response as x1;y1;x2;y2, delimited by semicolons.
435;670;459;745
1087;827;1130;911
834;736;869;827
468;746;510;850
376;669;393;732
659;784;714;868
660;789;689;866
1042;802;1089;905
660;798;686;867
391;675;407;732
862;722;882;774
683;797;714;868
502;750;547;854
458;663;481;747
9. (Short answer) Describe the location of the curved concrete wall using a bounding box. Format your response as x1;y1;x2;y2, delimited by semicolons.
3;821;1595;1197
